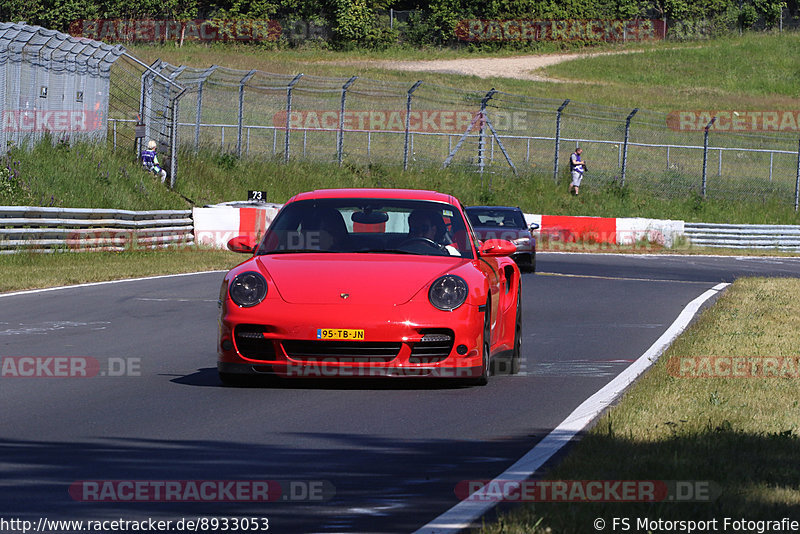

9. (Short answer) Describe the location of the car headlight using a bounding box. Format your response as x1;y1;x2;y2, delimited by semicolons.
229;271;268;307
429;275;468;311
512;237;531;247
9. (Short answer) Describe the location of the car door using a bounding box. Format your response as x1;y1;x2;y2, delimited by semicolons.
461;205;505;349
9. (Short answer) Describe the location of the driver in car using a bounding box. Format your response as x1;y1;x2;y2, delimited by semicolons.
407;209;461;256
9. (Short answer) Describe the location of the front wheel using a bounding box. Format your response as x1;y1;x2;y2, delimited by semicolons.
510;289;522;374
494;288;521;375
470;299;491;386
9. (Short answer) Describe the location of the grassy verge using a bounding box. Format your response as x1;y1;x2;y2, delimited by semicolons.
128;33;800;113
157;151;800;225
543;32;800;101
1;138;185;210
481;277;800;533
5;140;800;225
0;248;244;294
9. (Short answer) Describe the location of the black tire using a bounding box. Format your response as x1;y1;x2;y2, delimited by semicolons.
517;251;535;273
494;288;522;375
510;289;522;375
471;299;491;386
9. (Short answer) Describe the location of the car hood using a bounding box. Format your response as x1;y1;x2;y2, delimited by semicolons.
256;254;469;305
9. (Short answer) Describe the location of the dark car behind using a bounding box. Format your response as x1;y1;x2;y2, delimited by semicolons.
465;206;538;272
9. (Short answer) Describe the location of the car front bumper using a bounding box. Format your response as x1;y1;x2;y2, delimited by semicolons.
218;299;486;379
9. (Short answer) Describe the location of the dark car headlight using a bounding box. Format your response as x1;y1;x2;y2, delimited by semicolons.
429;275;468;311
229;271;268;307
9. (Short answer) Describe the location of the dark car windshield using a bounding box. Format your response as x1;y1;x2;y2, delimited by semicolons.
256;198;474;259
465;208;526;229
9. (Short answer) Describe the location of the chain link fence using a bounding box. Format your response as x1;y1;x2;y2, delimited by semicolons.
7;24;799;209
132;62;800;208
0;23;186;188
107;56;186;187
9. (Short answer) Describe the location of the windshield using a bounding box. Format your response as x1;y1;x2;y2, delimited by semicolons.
466;208;526;229
256;198;474;259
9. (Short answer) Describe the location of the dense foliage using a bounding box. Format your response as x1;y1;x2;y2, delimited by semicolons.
2;0;795;47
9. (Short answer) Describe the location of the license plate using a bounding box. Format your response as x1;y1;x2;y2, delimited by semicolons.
317;328;365;341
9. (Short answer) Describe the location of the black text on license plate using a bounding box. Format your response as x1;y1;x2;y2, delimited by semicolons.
316;328;365;341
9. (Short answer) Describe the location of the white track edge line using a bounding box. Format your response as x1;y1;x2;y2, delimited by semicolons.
413;281;730;534
538;251;800;260
0;270;228;299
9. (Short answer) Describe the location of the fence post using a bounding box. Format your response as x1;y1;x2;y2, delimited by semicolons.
164;66;185;189
795;138;800;212
338;76;358;165
194;65;217;153
138;59;161;158
701;116;716;198
620;108;638;187
169;87;187;189
194;81;203;153
284;73;304;164
237;70;256;158
553;99;570;182
478;90;496;176
403;81;423;171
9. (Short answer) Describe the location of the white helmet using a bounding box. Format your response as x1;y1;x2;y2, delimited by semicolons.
146;140;157;150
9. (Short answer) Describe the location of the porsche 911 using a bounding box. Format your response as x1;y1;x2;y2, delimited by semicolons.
218;188;522;386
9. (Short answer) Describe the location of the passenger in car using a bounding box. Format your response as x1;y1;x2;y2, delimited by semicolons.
303;208;350;251
407;209;460;256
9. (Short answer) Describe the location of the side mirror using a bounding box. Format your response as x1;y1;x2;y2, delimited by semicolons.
479;239;516;257
528;222;540;231
227;235;256;254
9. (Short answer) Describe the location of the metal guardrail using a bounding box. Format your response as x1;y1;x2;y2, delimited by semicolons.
4;205;800;253
0;206;194;253
685;222;800;250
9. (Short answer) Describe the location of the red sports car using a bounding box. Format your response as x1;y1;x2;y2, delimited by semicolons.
218;188;522;386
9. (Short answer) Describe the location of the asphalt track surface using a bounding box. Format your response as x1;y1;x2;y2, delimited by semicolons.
2;252;800;533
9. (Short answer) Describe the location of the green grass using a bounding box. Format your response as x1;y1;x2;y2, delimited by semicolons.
5;33;800;233
480;277;800;534
120;33;800;221
5;140;800;225
1;137;185;210
170;149;800;225
128;32;800;113
0;247;243;293
543;32;800;100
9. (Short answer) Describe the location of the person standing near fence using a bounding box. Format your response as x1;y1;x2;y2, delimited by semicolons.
569;147;587;196
141;140;167;184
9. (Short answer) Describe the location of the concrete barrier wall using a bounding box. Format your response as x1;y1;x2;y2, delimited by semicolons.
196;204;686;250
193;204;281;249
